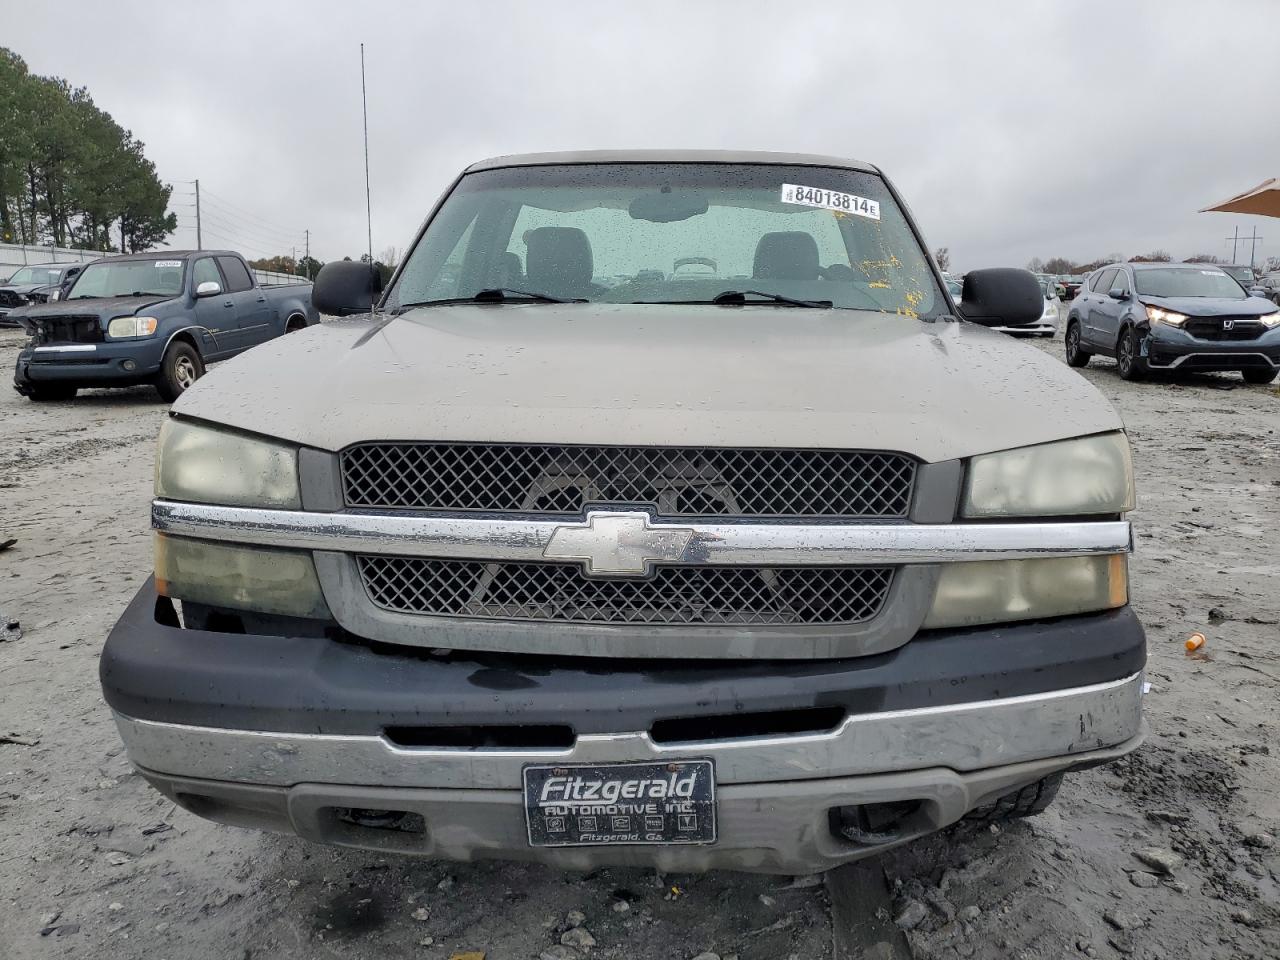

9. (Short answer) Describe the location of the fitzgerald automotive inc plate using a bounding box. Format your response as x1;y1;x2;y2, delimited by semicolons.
523;760;716;847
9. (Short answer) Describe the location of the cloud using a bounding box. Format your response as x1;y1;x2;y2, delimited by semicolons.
7;0;1279;269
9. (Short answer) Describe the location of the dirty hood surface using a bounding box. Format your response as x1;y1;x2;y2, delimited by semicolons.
176;304;1124;463
1139;294;1279;319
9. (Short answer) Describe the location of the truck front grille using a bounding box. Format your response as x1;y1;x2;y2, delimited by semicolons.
341;443;916;520
358;556;894;626
33;315;104;345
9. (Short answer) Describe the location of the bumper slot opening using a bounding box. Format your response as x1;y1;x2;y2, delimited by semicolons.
384;724;576;749
334;807;426;834
650;705;846;744
829;799;928;847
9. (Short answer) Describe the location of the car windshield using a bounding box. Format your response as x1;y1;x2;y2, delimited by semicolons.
1220;265;1253;287
7;266;63;285
67;259;186;299
1134;267;1248;299
389;163;943;318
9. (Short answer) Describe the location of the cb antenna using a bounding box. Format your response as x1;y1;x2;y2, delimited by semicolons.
360;42;375;310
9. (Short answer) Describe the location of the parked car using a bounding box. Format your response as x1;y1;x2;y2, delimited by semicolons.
0;262;84;325
1059;275;1086;299
1065;262;1280;383
1250;272;1280;304
11;250;317;402
101;151;1143;875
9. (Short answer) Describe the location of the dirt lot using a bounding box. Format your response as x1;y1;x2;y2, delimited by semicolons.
1;325;1277;960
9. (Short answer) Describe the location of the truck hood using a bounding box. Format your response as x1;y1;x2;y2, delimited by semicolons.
175;304;1124;463
13;295;169;333
1139;294;1279;318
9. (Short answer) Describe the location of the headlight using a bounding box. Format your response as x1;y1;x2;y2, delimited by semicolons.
963;432;1135;518
48;289;61;302
155;418;301;508
1145;305;1188;328
108;315;159;338
1260;310;1280;329
155;534;329;619
923;554;1128;629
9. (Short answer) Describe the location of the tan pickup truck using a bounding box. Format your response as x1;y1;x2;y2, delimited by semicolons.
101;151;1144;874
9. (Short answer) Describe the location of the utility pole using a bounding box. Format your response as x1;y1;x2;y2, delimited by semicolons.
194;179;202;250
1247;226;1262;273
304;229;310;277
291;246;297;275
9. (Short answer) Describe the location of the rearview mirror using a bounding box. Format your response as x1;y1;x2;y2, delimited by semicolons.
957;268;1043;326
628;191;709;223
313;261;383;316
195;281;222;298
1108;287;1130;301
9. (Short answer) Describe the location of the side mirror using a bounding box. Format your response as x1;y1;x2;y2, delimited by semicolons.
958;268;1043;327
1108;287;1130;301
313;261;383;316
195;281;222;298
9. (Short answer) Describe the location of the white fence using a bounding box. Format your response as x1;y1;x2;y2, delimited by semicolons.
0;242;308;287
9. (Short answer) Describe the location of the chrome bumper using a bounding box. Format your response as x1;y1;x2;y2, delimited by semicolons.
113;672;1143;791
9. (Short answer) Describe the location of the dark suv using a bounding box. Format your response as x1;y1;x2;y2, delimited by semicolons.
1065;262;1280;383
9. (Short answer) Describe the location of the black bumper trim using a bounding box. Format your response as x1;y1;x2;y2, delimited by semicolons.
100;578;1146;737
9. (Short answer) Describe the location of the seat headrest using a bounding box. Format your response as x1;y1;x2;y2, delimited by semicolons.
525;227;594;290
753;232;820;281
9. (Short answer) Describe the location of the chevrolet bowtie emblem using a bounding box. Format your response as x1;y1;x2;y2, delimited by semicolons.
543;511;694;576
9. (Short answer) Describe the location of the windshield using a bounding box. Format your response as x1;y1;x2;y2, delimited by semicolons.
1219;265;1253;287
7;266;63;285
389;163;943;318
1135;267;1248;299
67;259;186;299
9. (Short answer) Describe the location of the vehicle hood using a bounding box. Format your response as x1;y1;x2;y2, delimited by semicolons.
0;282;47;296
12;295;170;333
175;304;1124;463
1138;294;1279;318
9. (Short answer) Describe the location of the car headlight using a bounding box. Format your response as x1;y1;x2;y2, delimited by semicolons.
1145;305;1188;328
155;418;301;508
108;315;159;338
48;289;61;302
963;432;1135;518
923;554;1128;629
1260;310;1280;329
155;533;329;619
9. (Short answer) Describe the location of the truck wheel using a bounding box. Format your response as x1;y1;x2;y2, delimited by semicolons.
1242;368;1278;385
26;384;79;402
1064;322;1091;367
966;773;1063;823
155;341;205;402
1116;327;1147;381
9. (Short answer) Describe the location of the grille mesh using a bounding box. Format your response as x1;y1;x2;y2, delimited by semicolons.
358;556;894;626
1183;318;1265;341
342;443;916;519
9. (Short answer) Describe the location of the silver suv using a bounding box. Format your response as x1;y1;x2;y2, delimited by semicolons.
101;152;1144;874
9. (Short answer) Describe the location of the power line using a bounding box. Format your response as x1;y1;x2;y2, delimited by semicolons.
197;203;305;245
198;188;306;236
196;211;304;251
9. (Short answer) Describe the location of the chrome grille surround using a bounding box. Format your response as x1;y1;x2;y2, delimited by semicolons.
341;443;917;520
357;555;895;626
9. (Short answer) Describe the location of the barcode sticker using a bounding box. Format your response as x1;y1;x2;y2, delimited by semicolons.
781;184;880;221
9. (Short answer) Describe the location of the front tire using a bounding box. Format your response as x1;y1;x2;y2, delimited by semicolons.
1064;322;1091;367
1242;368;1278;385
26;384;78;402
155;341;204;402
1116;326;1147;381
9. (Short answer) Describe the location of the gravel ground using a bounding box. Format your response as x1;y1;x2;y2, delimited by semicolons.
1;324;1277;960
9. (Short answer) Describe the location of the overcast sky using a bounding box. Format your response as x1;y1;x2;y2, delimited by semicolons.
7;1;1280;271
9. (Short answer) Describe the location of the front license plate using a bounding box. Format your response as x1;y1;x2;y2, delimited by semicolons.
523;760;716;847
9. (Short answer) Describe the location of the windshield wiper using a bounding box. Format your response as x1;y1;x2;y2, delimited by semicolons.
711;290;833;308
398;288;586;310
